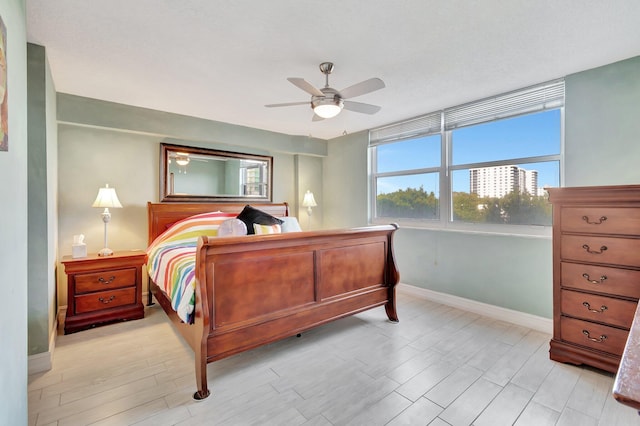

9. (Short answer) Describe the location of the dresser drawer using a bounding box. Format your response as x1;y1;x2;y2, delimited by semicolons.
561;262;640;299
561;207;640;235
74;287;136;314
560;316;628;356
561;235;640;267
75;268;137;293
561;289;637;329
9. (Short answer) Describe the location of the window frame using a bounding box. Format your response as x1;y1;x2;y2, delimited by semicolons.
369;81;564;236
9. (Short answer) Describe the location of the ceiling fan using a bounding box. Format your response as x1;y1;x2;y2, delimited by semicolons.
265;62;385;120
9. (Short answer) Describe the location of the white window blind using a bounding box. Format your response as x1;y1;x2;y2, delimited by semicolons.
444;79;565;130
369;112;441;146
369;79;564;142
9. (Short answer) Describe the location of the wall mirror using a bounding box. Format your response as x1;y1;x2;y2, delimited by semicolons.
160;143;273;202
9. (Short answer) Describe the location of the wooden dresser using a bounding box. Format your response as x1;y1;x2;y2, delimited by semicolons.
62;250;147;334
548;185;640;372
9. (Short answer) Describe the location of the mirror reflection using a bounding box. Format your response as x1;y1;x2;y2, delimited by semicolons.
160;143;273;202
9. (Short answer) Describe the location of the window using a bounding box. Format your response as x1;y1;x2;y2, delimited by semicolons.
373;133;441;220
370;80;563;231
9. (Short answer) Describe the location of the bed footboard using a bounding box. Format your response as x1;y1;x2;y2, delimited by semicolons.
186;225;399;399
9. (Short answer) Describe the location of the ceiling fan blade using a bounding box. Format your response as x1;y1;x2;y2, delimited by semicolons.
265;101;309;108
339;78;385;99
312;113;325;122
288;78;324;97
343;100;381;115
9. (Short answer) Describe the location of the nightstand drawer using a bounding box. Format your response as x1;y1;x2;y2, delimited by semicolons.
74;287;136;314
561;235;640;267
561;207;640;235
560;316;628;356
561;289;637;329
561;262;640;299
75;268;137;293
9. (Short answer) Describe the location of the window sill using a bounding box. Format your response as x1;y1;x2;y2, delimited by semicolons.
371;218;552;239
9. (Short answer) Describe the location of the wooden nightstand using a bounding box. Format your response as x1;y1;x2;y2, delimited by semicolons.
62;250;147;334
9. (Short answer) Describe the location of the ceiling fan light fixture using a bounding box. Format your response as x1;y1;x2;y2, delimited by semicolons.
312;97;343;119
175;153;190;166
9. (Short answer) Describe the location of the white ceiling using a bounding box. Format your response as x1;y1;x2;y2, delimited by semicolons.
26;1;640;140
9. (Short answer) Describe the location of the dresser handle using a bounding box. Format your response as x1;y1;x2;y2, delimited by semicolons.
582;244;607;255
98;276;116;285
582;273;607;284
582;330;607;343
581;215;607;225
582;301;608;313
98;295;116;304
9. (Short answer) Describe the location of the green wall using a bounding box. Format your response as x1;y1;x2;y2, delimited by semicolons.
27;43;57;358
324;130;370;228
565;56;640;186
0;0;28;424
324;56;640;319
56;96;325;306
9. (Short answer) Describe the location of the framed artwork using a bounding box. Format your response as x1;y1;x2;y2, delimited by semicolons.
0;15;6;152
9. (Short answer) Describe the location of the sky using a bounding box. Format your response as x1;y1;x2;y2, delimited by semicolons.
376;109;561;195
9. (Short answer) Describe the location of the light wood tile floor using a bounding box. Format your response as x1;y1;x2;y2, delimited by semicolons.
28;293;640;425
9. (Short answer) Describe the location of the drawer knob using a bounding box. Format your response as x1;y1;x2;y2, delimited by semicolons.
582;301;608;313
582;329;607;343
581;215;607;225
98;295;116;304
582;244;607;255
582;273;607;284
98;276;116;285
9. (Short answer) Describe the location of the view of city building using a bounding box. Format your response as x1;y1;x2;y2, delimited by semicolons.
470;165;543;198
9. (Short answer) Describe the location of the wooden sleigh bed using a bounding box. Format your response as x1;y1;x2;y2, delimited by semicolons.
147;202;400;399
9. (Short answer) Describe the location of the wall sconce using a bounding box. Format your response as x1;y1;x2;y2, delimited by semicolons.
92;184;122;256
302;190;317;228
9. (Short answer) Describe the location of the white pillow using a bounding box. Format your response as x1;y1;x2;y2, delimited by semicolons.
280;216;302;233
217;218;248;237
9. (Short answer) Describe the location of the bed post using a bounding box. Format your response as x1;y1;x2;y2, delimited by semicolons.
384;224;400;322
193;239;211;400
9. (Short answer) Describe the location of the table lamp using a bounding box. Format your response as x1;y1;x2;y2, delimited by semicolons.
92;184;122;256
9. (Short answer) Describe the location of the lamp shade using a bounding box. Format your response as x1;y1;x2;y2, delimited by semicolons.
302;190;317;207
92;184;123;208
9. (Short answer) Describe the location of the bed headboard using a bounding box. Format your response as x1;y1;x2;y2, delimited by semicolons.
147;202;290;244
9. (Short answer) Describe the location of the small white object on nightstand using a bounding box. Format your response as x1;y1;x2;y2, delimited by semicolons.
72;234;87;258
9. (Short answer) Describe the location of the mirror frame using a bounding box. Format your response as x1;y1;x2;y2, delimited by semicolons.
160;143;273;203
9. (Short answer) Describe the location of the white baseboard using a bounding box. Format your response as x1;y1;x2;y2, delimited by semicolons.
28;319;58;375
398;283;552;334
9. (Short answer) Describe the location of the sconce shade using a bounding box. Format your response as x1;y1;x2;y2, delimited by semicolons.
302;190;317;207
92;184;123;209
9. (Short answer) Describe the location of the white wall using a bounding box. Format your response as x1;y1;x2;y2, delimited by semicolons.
0;0;29;423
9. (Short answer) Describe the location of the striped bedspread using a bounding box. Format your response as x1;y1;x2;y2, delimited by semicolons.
146;211;237;323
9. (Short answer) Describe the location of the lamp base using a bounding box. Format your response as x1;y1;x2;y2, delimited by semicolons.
98;247;114;257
